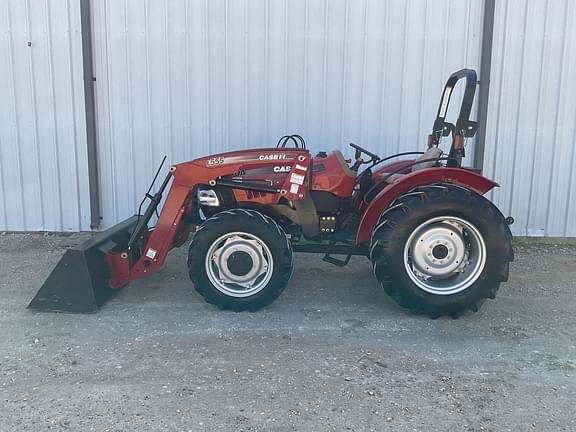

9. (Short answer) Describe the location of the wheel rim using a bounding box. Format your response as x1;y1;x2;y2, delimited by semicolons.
205;232;274;297
403;216;486;295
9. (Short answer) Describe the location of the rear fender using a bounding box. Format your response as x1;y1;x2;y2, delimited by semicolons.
355;167;498;244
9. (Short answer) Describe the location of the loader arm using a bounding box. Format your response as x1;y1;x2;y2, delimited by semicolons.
29;148;311;311
113;148;312;287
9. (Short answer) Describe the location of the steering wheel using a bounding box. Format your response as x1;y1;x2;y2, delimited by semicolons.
349;143;380;171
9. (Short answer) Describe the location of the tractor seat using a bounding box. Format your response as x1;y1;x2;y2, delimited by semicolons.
383;147;443;182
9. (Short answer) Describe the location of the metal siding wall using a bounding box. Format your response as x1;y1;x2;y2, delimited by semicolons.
484;0;576;236
0;0;90;231
93;0;484;228
3;0;573;237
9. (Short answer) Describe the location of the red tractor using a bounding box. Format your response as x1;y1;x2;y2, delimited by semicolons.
30;69;513;317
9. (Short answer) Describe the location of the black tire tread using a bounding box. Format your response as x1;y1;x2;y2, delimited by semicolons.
188;208;293;311
370;184;513;317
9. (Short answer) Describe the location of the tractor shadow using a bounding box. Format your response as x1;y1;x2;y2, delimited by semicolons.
95;246;496;339
118;250;406;319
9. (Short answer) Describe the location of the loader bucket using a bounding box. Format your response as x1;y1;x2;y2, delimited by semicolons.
28;216;140;313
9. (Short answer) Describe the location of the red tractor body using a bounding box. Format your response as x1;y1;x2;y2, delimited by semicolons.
29;70;513;317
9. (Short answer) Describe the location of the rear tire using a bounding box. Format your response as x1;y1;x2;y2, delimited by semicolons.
370;185;513;318
188;209;293;311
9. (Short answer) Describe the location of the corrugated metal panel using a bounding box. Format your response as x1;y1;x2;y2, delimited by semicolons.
92;0;484;228
0;0;90;231
484;0;576;236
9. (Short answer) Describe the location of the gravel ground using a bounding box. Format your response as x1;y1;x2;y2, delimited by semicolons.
0;233;575;431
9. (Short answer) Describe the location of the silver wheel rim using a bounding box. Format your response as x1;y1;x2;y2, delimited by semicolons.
403;216;486;295
205;232;274;297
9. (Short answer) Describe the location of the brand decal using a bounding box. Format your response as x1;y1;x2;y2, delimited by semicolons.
259;154;287;161
273;166;291;173
207;157;225;166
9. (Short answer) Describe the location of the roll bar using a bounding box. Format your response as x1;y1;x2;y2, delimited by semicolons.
429;69;479;144
428;69;479;167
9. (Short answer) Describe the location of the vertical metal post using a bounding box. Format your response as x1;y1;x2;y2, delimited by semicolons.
474;0;496;173
80;0;100;229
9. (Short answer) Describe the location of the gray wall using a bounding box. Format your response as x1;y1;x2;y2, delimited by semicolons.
484;0;576;236
1;0;575;236
0;0;90;231
91;0;483;228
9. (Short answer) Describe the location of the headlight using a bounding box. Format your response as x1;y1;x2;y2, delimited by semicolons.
197;189;220;207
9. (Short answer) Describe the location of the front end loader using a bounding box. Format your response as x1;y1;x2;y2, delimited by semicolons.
29;69;513;317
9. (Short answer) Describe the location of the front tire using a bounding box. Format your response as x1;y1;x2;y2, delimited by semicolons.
370;185;513;317
188;209;293;311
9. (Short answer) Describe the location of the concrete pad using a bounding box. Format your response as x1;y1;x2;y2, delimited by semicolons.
0;233;574;431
